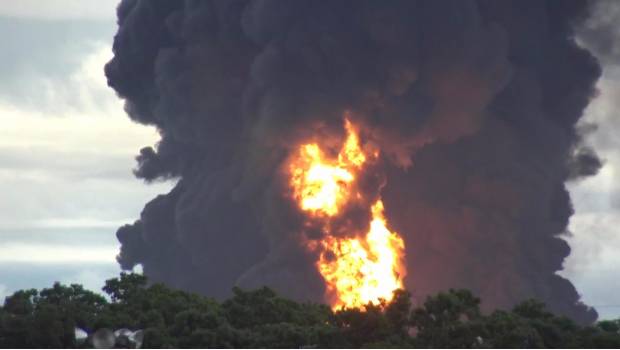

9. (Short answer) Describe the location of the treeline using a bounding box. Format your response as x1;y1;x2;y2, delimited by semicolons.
1;273;619;348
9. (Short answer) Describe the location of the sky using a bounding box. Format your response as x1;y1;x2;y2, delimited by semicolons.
0;1;618;319
0;1;172;301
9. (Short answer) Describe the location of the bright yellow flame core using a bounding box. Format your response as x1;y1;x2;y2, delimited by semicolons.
318;200;406;310
291;144;354;216
289;118;406;310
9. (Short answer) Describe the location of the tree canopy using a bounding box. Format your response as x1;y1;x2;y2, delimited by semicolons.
1;273;618;348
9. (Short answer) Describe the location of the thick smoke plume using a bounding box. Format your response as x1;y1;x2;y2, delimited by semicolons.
106;0;603;323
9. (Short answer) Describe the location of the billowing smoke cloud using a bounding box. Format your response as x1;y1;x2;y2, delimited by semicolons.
106;0;603;323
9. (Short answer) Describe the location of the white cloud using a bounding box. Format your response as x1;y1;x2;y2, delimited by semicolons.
0;43;173;232
0;35;169;312
564;59;620;319
35;41;123;115
24;218;133;229
563;212;620;273
0;0;118;21
0;44;157;152
0;243;117;264
0;10;156;306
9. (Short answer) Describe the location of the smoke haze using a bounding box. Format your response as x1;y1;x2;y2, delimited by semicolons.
106;0;604;323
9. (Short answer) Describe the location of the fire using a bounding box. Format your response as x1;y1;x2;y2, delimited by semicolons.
290;120;365;216
289;117;406;310
290;144;354;216
317;200;406;310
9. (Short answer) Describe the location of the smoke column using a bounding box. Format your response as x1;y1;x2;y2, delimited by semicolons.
106;0;603;323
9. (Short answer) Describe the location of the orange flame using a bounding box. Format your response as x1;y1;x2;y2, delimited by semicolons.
289;117;406;310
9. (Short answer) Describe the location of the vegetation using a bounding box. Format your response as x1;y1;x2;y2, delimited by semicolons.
1;273;619;348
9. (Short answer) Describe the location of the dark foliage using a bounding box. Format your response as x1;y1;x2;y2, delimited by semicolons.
1;273;618;348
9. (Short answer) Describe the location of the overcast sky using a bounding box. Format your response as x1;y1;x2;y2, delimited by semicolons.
0;1;618;319
562;64;620;319
0;1;171;301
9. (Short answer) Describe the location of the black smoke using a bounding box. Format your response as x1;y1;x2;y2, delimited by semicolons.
106;0;603;323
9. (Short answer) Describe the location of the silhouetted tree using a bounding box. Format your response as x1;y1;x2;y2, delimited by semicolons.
1;273;619;348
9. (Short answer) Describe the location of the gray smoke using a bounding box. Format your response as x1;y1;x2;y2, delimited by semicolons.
106;0;604;323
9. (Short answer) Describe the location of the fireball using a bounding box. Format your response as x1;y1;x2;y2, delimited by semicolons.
289;117;406;310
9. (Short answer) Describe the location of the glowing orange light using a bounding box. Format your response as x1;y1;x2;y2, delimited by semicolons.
289;117;406;310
